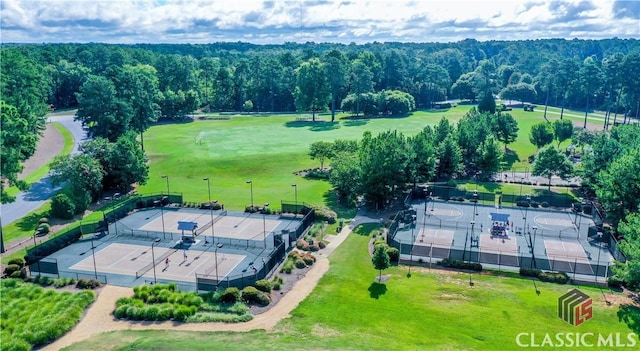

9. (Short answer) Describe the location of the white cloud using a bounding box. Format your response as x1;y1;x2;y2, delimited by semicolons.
0;0;637;44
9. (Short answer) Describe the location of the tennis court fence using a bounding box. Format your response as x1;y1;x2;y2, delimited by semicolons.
196;210;228;235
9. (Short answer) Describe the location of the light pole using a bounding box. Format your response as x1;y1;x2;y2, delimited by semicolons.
470;221;475;262
160;175;169;240
32;232;41;276
292;184;298;216
523;194;531;237
151;238;161;284
215;243;224;284
204;177;215;244
408;224;415;276
596;232;603;282
263;203;270;247
531;226;538;269
246;180;254;210
162;174;170;201
463;229;469;261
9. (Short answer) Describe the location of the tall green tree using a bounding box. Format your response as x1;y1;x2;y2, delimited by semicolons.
579;56;603;128
596;146;640;225
49;154;104;214
491;112;519;151
555;58;580;120
553;119;574;148
372;244;390;283
293;58;330;121
75;75;132;141
349;59;374;116
114;64;161;150
529;122;554;149
473;135;502;179
308;141;334;170
436;135;463;179
532;146;573;190
612;212;640;289
324;50;348;122
359;130;411;209
0;102;34;202
329;152;361;205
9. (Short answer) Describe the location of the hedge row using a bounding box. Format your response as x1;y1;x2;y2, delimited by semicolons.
438;258;483;271
519;268;570;284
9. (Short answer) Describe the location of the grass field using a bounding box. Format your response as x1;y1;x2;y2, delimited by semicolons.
62;224;637;351
136;105;554;211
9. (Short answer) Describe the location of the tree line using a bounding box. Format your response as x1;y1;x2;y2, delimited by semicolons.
1;39;639;204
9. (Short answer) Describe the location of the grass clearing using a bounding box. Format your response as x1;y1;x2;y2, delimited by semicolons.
62;224;636;350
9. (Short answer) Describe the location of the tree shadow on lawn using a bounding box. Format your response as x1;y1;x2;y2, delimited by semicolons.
343;119;368;127
283;120;341;132
368;282;387;299
322;189;357;219
502;149;521;169
617;304;640;335
15;211;44;232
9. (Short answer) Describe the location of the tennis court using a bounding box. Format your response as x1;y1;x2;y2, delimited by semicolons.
69;242;244;284
478;234;519;266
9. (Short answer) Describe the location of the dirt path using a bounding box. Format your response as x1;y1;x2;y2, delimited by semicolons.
43;216;375;351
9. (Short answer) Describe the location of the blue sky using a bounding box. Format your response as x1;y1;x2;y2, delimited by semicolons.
1;0;638;44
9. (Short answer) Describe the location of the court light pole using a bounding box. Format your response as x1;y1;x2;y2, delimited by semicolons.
263;203;270;247
215;243;224;284
595;232;603;282
523;193;531;236
291;184;298;216
91;235;98;280
32;232;41;276
204;177;215;244
532;226;538;269
408;224;415;276
246;180;254;210
151;238;161;284
160;175;169;240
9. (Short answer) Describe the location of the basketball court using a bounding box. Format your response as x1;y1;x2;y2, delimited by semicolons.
533;214;575;231
69;242;244;284
426;204;463;220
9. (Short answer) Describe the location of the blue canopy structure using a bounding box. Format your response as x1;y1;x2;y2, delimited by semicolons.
490;213;510;222
177;221;198;231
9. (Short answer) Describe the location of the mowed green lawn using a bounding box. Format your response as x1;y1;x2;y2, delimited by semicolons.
138;105;566;211
63;224;637;351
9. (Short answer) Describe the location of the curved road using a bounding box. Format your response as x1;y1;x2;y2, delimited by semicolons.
1;111;87;226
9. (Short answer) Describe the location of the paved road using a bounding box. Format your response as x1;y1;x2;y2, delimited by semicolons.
1;111;87;226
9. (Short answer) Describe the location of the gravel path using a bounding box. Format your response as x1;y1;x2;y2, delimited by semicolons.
42;216;374;351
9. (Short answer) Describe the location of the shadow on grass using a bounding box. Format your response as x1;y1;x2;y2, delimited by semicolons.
322;189;357;219
368;282;387;299
16;211;46;232
502;149;521;169
617;304;640;335
343;119;368;127
352;223;380;236
283;121;341;132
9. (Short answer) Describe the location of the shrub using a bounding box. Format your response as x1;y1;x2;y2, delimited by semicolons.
607;275;624;289
295;259;307;269
280;260;294;274
538;271;569;284
254;279;272;293
308;244;319;252
76;278;100;289
318;241;326;249
10;270;26;279
4;264;21;277
8;257;26;268
438;258;482;271
386;247;400;262
312;205;337;224
540;202;549;208
38;217;49;224
302;255;315;266
143;306;160;320
114;305;128;319
519;267;542;277
242;286;270;306
37;223;51;235
220;287;241;303
50;193;75;219
530;201;539;208
173;305;197;321
296;239;310;251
